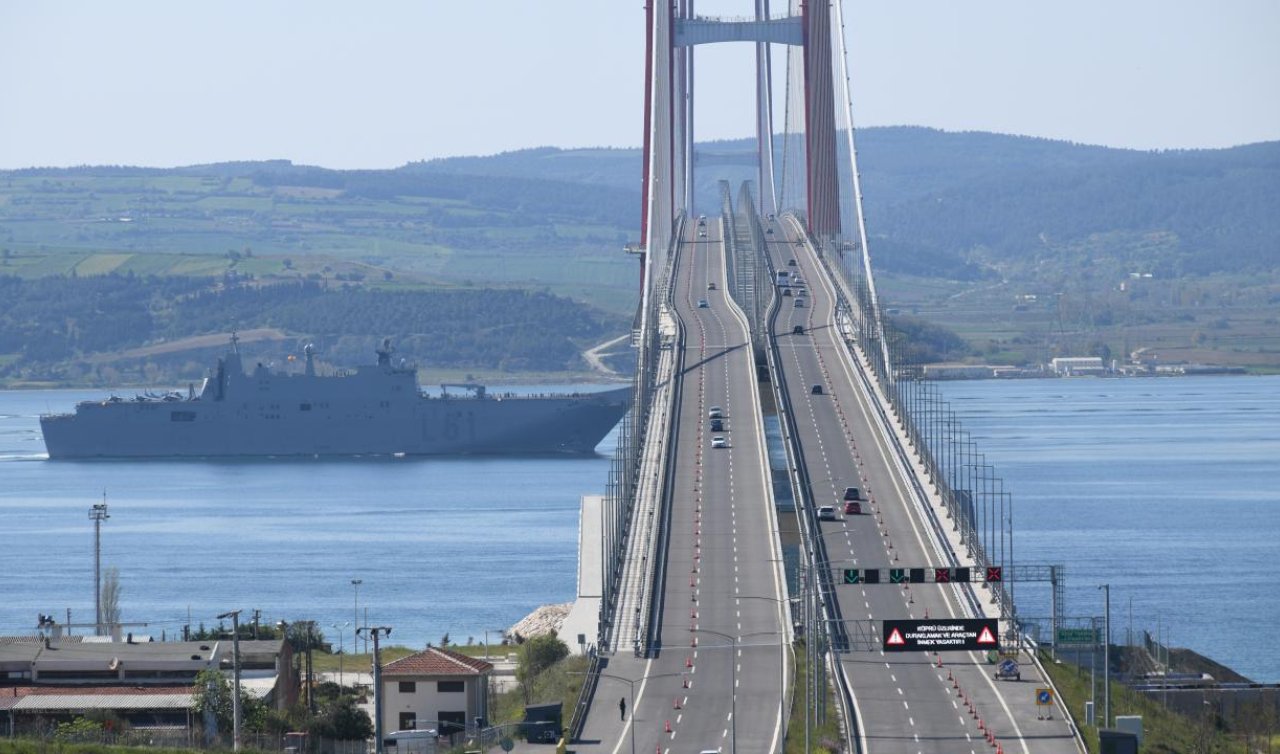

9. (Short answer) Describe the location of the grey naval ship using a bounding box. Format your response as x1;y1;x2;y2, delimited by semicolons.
40;335;631;459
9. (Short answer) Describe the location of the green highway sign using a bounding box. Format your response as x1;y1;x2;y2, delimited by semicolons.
844;569;860;584
1056;628;1100;645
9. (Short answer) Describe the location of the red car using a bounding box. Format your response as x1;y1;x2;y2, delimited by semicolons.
843;501;861;515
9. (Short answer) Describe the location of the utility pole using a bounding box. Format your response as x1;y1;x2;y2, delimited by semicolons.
217;610;243;752
1099;584;1111;729
359;625;392;754
89;497;109;636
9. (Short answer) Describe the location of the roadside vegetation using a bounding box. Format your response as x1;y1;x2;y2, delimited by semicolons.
1040;647;1277;753
783;640;842;754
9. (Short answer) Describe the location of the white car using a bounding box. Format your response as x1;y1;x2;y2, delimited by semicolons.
711;436;727;449
708;406;723;419
817;505;836;521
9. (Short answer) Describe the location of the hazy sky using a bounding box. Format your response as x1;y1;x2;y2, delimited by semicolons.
2;1;1277;170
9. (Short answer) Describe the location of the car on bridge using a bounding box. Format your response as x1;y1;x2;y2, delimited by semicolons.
811;384;823;395
708;406;723;419
710;418;724;432
843;486;862;501
711;436;727;449
843;500;861;515
792;325;804;334
794;298;805;308
707;282;716;290
818;505;836;521
783;288;793;296
788;259;797;266
698;299;709;308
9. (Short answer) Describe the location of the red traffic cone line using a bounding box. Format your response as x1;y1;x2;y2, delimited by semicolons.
673;697;682;709
664;719;671;733
685;656;692;668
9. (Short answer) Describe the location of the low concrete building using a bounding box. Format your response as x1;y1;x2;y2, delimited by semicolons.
922;363;997;380
0;635;295;737
380;647;493;737
1050;357;1106;376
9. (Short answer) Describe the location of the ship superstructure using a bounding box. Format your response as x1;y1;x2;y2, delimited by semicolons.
40;335;630;459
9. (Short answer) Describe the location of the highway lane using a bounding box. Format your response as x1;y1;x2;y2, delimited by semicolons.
765;218;1079;754
579;217;789;754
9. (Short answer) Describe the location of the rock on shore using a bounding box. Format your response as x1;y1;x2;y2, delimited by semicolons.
508;602;572;639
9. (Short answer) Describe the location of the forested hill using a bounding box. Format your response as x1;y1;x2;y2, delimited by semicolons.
413;129;1280;278
0;275;623;386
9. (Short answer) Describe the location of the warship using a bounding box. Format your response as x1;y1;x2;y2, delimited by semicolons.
40;335;631;459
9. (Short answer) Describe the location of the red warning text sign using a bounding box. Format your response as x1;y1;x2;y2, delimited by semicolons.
881;618;1001;652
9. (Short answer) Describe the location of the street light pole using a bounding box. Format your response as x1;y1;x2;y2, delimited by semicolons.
216;610;243;752
690;628;781;753
1099;584;1110;729
331;622;349;688
351;579;363;653
359;625;392;754
89;498;109;636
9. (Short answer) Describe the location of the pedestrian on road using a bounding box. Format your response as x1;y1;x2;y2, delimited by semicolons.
619;696;627;721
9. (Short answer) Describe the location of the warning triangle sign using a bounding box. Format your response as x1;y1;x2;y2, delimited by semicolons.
977;626;996;645
887;628;906;646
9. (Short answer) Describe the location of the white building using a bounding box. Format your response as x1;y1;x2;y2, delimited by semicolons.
1050;357;1106;376
380;647;493;737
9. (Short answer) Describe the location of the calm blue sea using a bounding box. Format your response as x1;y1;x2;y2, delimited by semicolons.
936;375;1280;683
0;386;617;652
1;376;1276;681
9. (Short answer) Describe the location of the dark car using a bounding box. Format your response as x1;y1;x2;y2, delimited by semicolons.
811;384;823;395
788;259;797;266
792;325;804;334
710;418;724;432
843;486;861;501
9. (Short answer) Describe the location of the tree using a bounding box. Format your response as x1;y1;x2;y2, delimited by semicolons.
194;668;269;742
307;696;373;741
101;566;121;629
515;633;569;703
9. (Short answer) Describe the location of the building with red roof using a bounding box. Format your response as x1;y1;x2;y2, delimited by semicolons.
379;647;493;739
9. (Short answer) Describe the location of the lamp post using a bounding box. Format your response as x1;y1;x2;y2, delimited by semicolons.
351;579;363;653
331;622;349;688
216;610;243;752
690;628;785;753
89;499;109;636
359;625;392;754
1099;584;1110;729
570;669;685;754
735;594;794;720
483;629;505;660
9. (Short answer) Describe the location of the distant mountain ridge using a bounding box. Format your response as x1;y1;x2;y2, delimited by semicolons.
407;128;1279;278
4;127;1276;282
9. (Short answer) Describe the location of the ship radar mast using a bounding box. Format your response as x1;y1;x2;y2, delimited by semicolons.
376;338;394;367
304;343;316;377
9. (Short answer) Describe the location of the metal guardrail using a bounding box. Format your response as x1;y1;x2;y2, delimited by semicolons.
759;228;858;752
566;646;601;741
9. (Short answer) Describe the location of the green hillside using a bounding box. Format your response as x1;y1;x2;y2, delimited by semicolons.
2;127;1277;379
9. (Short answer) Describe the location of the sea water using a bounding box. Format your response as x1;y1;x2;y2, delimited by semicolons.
1;376;1276;681
0;386;615;653
937;375;1280;683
